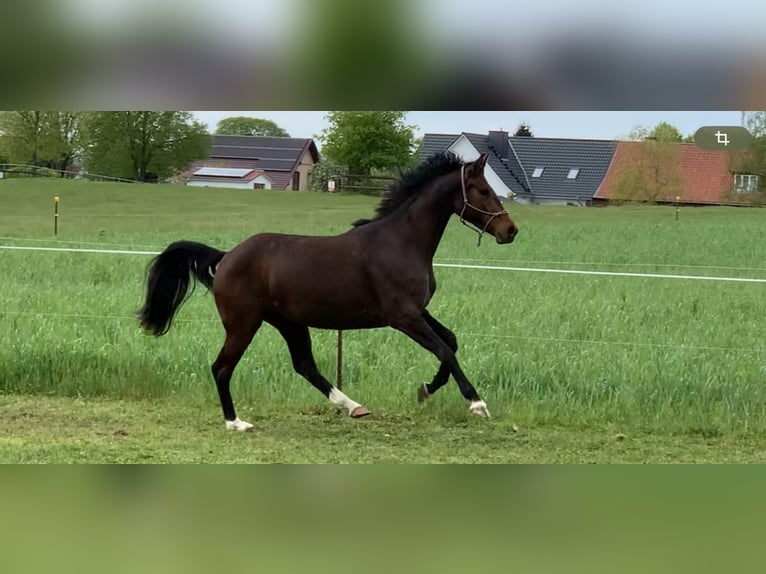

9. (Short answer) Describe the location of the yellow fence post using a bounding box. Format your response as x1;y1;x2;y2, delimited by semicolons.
54;196;59;237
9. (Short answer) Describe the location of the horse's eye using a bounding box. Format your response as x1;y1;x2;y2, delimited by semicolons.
479;188;489;196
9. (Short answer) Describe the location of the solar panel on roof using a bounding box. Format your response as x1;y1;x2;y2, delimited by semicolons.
193;167;253;178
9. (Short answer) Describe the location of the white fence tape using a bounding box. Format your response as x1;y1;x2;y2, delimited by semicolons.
3;244;766;283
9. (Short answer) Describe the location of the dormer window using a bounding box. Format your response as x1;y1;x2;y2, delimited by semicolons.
531;167;544;178
567;168;580;179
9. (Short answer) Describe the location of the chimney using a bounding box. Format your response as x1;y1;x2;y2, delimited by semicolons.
488;130;509;158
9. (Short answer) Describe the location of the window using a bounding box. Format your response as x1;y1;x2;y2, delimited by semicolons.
735;174;759;193
531;167;544;178
567;168;580;179
292;172;300;191
253;183;265;189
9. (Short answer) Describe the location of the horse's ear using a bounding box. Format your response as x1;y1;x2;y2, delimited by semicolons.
468;154;488;176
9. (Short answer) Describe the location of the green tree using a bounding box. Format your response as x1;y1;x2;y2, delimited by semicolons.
615;121;685;202
615;141;683;202
0;112;46;166
0;111;84;172
307;158;345;192
727;111;766;202
732;112;766;180
82;112;211;182
741;111;766;137
620;122;683;142
412;136;423;161
215;116;290;137
648;121;683;142
317;111;416;177
44;112;85;172
621;124;650;141
514;123;533;137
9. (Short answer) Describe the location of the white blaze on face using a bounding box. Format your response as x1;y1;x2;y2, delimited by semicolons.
329;388;362;415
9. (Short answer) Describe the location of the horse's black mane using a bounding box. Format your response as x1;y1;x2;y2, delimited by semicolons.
352;152;463;227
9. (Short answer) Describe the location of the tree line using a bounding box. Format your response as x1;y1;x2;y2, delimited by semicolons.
0;112;211;182
0;112;306;183
0;111;421;187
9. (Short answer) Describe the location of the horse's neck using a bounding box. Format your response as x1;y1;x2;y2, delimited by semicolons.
400;180;455;261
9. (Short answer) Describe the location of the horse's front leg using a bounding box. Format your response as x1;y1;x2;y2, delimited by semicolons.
416;311;458;403
394;312;489;418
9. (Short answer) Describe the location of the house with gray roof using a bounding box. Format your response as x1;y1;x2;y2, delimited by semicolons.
421;130;750;206
186;135;319;191
420;131;616;205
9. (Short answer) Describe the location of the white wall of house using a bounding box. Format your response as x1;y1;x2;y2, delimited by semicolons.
187;174;273;190
448;135;515;199
514;196;588;206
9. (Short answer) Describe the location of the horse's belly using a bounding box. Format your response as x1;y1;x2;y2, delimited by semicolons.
306;315;388;330
267;290;385;330
299;300;387;329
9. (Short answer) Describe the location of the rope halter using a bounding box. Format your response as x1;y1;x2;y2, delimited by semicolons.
458;164;508;247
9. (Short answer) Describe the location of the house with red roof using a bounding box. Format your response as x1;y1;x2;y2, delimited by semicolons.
594;141;749;205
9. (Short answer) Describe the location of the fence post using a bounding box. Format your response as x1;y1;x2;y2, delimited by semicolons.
336;330;343;390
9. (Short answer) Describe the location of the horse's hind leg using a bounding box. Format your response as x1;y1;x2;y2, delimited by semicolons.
212;316;262;431
270;317;370;418
417;311;458;403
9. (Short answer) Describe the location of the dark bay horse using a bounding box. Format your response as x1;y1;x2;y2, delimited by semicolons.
138;152;518;431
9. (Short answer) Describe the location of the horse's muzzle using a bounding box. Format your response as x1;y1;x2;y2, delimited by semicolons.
495;223;518;244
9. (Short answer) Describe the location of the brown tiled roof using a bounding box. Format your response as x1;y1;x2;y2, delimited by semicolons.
262;172;293;190
595;142;734;204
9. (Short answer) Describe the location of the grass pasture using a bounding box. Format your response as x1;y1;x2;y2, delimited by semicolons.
1;178;766;462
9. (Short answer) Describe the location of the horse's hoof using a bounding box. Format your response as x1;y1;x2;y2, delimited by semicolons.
417;383;430;403
469;400;491;418
225;418;255;432
350;406;371;418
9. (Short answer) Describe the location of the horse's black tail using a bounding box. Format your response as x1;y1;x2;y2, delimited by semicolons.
138;240;225;336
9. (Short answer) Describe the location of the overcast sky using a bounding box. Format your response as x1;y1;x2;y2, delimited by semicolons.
193;111;746;144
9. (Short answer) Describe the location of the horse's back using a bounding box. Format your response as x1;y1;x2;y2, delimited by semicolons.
212;230;382;327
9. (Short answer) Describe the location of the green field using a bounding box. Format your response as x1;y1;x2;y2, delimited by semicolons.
1;178;766;462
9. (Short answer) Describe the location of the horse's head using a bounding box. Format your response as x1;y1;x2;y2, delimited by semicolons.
457;154;518;245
